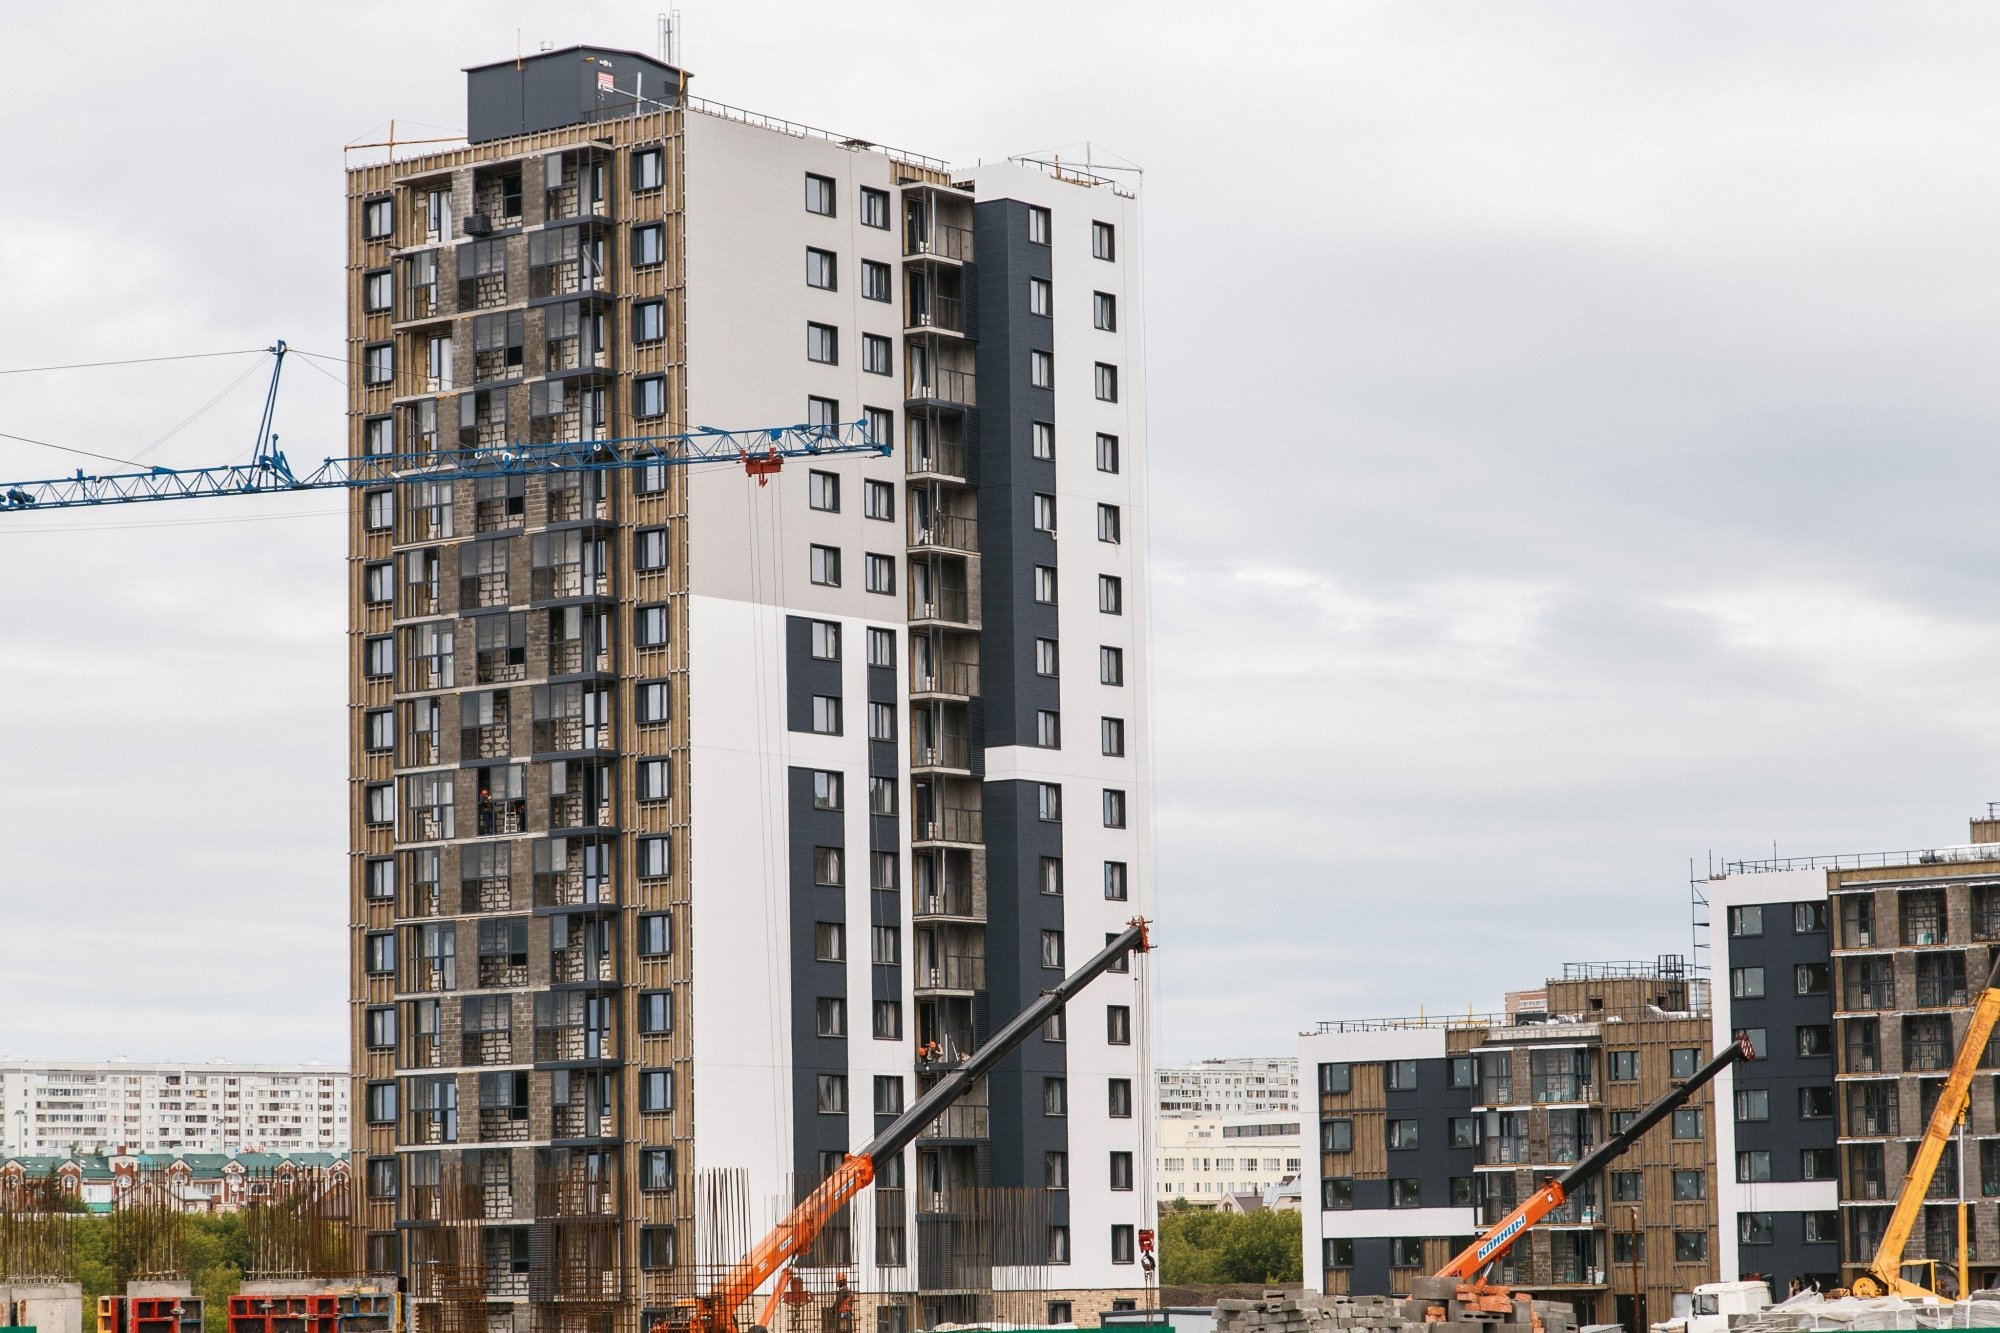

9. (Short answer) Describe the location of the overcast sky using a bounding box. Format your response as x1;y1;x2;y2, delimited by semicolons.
3;3;1999;1069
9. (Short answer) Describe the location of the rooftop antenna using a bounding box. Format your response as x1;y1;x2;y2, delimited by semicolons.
660;9;682;66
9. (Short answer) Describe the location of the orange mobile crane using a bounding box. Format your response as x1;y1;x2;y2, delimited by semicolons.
660;918;1154;1333
1426;1031;1757;1309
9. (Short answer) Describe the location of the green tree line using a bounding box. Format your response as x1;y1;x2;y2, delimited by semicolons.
1157;1203;1303;1286
63;1214;246;1315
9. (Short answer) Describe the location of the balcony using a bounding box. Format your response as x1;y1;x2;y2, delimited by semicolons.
909;513;978;554
1532;1078;1593;1104
549;792;614;832
461;723;511;761
1547;1260;1606;1287
1483;1138;1530;1166
534;717;610;753
462;1031;514;1066
917;1103;989;1140
552;947;615;985
913;806;982;846
477;798;527;837
478;956;528;988
404;1039;445;1071
905;220;972;261
462;875;513;915
906;293;964;334
460;573;510;610
551;1104;616;1139
534;1028;616;1063
534;561;610;601
907;366;975;407
911;660;980;700
411;959;455;993
909;588;973;627
914;882;978;920
476;1108;530;1143
917;954;985;993
534;870;616;910
911;734;972;773
545;481;607;525
550;636;610;675
476;648;526;686
409;1110;456;1146
906;438;966;482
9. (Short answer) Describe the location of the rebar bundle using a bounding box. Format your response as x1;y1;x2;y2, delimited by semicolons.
244;1166;356;1280
0;1170;77;1280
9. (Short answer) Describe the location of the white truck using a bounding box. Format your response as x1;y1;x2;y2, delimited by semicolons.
1649;1280;1773;1333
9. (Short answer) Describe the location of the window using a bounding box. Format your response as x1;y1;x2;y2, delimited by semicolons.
807;472;841;514
807;248;838;290
1799;1085;1835;1118
640;991;674;1035
864;479;894;520
1107;1005;1131;1044
1735;1088;1768;1122
1100;645;1125;686
1038;783;1062;821
1321;1119;1354;1152
807;395;840;428
1030;350;1054;389
1034;565;1058;604
1797;1024;1832;1057
1671;1108;1703;1139
1607;1050;1639;1081
365;1007;396;1050
1027;205;1052;244
868;701;895;740
1743;1027;1767;1058
868;627;895;668
1040;930;1065;969
805;173;836;216
364;709;393;752
1448;1055;1476;1088
363;343;393;386
637;682;671;725
636;604;670;648
1673;1169;1706;1200
1092;221;1116;260
869;1074;904;1116
1728;904;1763;937
1044;1077;1068;1115
1031;492;1057;532
863;334;892;375
809;1073;845;1114
1674;1231;1708;1262
635;528;670;572
1030;277;1053;316
639;913;672;957
1796;900;1829;932
813;847;844;887
810;544;841;586
1612;1232;1643;1265
1098;504;1122;544
1028;421;1056;461
1805;1211;1839;1244
1094;291;1117;330
815;922;846;962
810;696;841;735
807;323;839;364
1450;1177;1479;1207
1111;1224;1136;1265
366;1156;398;1200
617;292;668;356
1610;1171;1642;1202
1388;1119;1419;1149
365;859;394;900
1322;1177;1353;1210
1031;638;1060;677
1103;789;1127;828
873;1000;902;1040
365;932;395;974
866;554;895;594
1732;966;1766;999
635;375;666;418
632;148;664;190
1100;575;1123;613
1036;710;1062;748
363;489;394;530
640;1226;677;1270
1040;856;1064;896
1797;962;1830;995
1801;1147;1837;1180
362;196;393;239
638;836;672;879
812;770;843;810
859;186;889;228
1108;1078;1133;1117
634;224;665;266
1104;860;1129;901
1670;1048;1699;1079
1738;1212;1774;1244
1389;1179;1421;1210
1386;1060;1418;1091
872;925;899;964
363;269;393;312
1101;717;1125;756
1094;362;1119;401
365;1082;396;1125
364;781;395;826
816;997;847;1038
1108;1150;1133;1191
636;759;672;802
860;259;890;301
641;1147;675;1193
1096;432;1120;473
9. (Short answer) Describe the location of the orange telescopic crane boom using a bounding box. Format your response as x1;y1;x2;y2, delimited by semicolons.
666;918;1154;1333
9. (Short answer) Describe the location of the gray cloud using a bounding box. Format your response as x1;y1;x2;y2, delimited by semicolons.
2;2;1996;1067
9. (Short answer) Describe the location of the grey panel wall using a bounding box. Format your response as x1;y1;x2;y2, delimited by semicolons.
983;779;1067;1203
788;765;849;1186
468;47;686;144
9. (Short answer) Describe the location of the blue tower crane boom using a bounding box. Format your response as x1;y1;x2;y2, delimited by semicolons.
0;342;888;513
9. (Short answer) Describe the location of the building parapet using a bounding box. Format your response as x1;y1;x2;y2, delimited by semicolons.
1722;843;2000;875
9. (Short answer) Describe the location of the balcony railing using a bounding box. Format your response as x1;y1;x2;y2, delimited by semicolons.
534;871;616;909
906;293;964;333
908;366;975;406
477;800;527;837
534;718;610;752
909;588;971;626
911;660;980;698
534;1028;616;1063
548;793;613;831
1844;980;1892;1011
915;883;978;918
551;1104;616;1139
917;1104;989;1139
1483;1138;1530;1166
911;734;972;772
533;562;610;600
1532;1078;1593;1104
906;221;972;261
918;954;985;991
913;806;982;845
1917;977;1968;1008
906;438;966;481
552;949;615;985
909;513;978;553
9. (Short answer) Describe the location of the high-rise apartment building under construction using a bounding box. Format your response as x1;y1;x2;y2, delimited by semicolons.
345;45;1151;1333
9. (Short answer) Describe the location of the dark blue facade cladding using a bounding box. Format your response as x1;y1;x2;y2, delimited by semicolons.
868;653;902;1036
1725;901;1840;1292
466;46;687;144
967;195;1068;1201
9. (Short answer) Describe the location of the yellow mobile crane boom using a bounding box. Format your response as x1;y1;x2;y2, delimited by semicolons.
1850;951;2000;1300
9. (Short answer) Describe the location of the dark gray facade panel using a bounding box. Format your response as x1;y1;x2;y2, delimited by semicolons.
970;198;1060;752
467;47;686;144
982;779;1067;1191
785;615;843;733
788;766;849;1185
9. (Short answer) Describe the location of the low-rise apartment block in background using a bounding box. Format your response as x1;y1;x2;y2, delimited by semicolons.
1156;1114;1302;1207
1302;960;1720;1330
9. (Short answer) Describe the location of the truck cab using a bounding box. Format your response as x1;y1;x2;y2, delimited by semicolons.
1651;1280;1772;1333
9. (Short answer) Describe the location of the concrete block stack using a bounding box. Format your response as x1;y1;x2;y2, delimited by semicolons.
1210;1284;1576;1333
